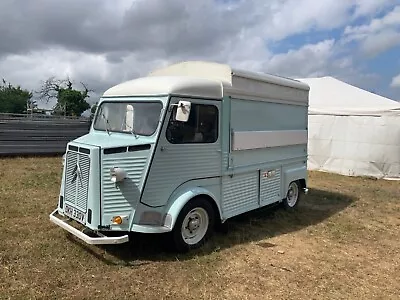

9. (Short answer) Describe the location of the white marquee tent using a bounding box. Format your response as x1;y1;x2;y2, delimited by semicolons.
297;76;400;180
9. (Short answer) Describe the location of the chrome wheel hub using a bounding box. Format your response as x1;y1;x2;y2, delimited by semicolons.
181;207;209;245
187;217;200;232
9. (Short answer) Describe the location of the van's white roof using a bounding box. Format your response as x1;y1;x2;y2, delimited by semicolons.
103;61;310;104
103;75;223;99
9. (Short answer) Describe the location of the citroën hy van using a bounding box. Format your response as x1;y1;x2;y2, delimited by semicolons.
50;61;310;252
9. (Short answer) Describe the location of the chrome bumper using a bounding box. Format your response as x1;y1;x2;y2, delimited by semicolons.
49;209;129;245
303;188;309;195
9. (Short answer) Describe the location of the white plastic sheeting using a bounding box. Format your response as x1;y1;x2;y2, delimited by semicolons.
298;76;400;180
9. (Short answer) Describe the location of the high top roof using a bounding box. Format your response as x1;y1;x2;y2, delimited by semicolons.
103;61;309;104
148;61;308;90
103;75;224;99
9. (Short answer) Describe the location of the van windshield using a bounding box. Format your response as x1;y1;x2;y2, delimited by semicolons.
93;101;163;136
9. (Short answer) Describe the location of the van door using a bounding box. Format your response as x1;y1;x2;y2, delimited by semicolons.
140;97;222;208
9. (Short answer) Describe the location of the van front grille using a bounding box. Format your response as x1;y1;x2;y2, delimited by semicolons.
64;150;90;212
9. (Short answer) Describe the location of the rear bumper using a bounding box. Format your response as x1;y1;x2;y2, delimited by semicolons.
49;209;129;245
303;188;309;195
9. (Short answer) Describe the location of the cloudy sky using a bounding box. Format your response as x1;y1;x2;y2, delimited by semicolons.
1;0;400;109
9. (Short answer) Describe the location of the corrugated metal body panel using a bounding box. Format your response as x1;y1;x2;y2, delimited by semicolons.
260;168;282;206
102;153;148;215
222;150;230;170
64;151;90;212
0;115;90;155
141;144;221;207
222;172;259;219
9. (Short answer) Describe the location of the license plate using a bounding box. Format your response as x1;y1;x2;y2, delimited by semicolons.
64;204;86;224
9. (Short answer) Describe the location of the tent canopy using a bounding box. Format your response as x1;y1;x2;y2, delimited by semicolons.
298;76;400;116
296;76;400;180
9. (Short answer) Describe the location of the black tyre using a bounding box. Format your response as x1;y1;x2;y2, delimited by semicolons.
171;197;215;253
282;180;302;209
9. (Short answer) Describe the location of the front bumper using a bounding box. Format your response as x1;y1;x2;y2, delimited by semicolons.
49;209;129;245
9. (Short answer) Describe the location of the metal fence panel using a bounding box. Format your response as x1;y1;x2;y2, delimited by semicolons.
0;114;90;156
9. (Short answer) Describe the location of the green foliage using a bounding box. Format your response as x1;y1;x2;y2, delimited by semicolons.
53;88;90;117
0;79;34;114
39;77;92;117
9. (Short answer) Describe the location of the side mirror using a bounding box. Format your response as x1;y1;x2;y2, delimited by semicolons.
175;101;191;122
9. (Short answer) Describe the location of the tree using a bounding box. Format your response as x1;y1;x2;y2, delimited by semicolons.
38;77;91;117
0;79;34;114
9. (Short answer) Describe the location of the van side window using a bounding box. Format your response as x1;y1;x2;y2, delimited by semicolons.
166;103;218;144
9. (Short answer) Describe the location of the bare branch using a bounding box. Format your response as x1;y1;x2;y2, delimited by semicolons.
36;77;63;103
67;77;72;90
80;82;93;98
80;81;88;92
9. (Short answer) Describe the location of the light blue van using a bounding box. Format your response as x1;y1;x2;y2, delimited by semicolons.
50;61;310;252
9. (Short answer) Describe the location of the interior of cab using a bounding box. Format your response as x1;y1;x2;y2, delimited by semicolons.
166;103;218;144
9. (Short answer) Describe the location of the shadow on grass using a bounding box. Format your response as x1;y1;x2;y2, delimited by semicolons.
68;187;356;265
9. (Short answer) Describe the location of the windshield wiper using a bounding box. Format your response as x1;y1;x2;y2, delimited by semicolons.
123;120;139;139
100;110;112;135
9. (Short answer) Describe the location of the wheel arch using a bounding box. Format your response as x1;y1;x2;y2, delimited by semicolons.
283;165;307;195
298;178;306;189
164;187;222;231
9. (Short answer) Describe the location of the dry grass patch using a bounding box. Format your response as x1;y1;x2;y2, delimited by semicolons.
0;157;399;299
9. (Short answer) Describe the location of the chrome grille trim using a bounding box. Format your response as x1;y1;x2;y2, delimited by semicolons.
64;150;90;213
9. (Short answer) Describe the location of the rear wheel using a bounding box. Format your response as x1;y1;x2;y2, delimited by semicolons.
282;180;302;209
171;197;215;253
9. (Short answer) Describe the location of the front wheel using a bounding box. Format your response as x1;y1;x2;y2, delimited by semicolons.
171;197;215;253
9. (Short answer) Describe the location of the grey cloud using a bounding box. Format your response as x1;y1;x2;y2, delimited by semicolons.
117;0;260;59
0;0;398;103
360;29;400;57
0;0;260;60
105;52;129;64
263;39;336;78
0;0;105;56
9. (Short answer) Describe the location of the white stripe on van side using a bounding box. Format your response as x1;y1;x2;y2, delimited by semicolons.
232;130;307;150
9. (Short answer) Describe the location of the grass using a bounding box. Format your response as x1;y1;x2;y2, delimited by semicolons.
0;156;399;299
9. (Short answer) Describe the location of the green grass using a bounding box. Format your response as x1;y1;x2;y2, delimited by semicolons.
0;157;399;299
